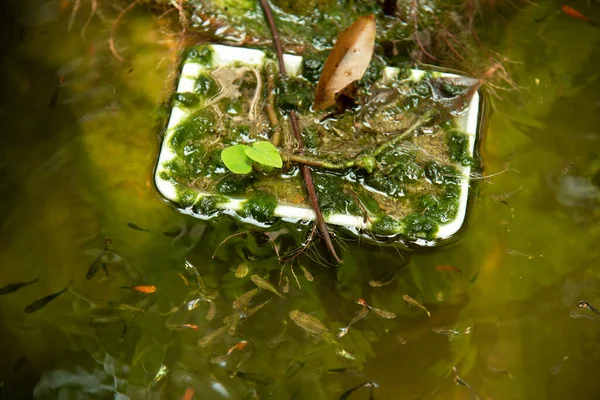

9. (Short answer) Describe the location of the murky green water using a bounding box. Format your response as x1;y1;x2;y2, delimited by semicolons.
2;0;600;399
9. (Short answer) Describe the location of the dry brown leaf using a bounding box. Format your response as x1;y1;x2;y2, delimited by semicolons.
313;15;376;111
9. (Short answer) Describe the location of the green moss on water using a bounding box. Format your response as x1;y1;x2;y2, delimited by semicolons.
301;54;325;83
424;162;461;185
243;192;277;222
389;156;424;182
175;187;200;208
314;174;361;216
371;215;402;235
220;98;244;116
173;92;200;108
170;109;216;154
187;46;214;67
195;74;219;98
446;130;473;166
358;57;385;89
441;81;469;97
302;126;321;149
403;213;438;239
418;193;459;224
193;195;227;215
276;76;314;113
366;172;405;197
216;174;253;195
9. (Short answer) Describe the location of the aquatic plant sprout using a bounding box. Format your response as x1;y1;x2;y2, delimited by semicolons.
154;44;483;244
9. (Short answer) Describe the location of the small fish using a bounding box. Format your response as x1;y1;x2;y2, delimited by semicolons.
48;76;63;110
569;310;600;321
487;365;514;379
561;5;597;27
127;222;150;232
435;265;462;274
251;275;283;298
198;326;227;347
24;282;71;313
470;269;480;283
119;324;128;341
357;298;396;319
577;300;600;317
182;388;195;400
452;367;479;399
167;323;199;331
561;156;579;174
235;262;249;278
233;289;258;310
551;355;569;375
163;229;181;238
151;365;169;388
131;285;157;294
338;306;369;338
0;278;39;295
86;238;111;280
326;367;363;377
289;310;332;342
227;340;249;356
335;347;356;360
281;276;290;293
108;301;145;313
244;299;271;318
432;326;472;341
368;276;395;287
402;295;431;317
338;381;378;400
506;249;534;259
299;264;314;282
206;300;216;321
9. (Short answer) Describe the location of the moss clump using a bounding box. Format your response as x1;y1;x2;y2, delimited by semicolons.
403;213;438;239
314;174;361;216
371;215;401;235
446;130;473;166
164;153;205;181
176;187;200;208
216;174;253;195
194;74;219;98
358;56;385;89
302;126;321;149
276;76;314;113
366;172;405;197
301;54;325;83
170;109;216;154
441;82;468;97
173;92;199;108
220;98;244;116
243;192;278;222
187;46;214;67
193;195;226;215
418;193;459;224
424;162;461;186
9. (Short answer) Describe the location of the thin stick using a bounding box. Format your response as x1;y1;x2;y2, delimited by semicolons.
110;0;139;63
259;0;341;263
81;0;98;40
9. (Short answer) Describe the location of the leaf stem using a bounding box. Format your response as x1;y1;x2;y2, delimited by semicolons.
260;0;341;263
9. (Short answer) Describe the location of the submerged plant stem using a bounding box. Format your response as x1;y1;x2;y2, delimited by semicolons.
260;0;341;263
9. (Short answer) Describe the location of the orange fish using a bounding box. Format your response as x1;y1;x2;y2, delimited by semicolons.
182;387;194;400
132;285;157;293
166;323;199;331
226;340;249;356
561;5;597;26
435;265;462;274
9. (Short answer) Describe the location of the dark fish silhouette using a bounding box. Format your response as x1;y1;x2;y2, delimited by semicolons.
0;278;38;295
127;223;150;232
86;238;111;280
23;283;70;313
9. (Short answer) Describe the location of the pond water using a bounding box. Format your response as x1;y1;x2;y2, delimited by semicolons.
1;0;600;399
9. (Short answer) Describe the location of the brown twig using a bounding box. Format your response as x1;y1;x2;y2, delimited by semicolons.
266;74;281;146
110;0;139;63
411;0;439;61
259;0;341;263
81;0;98;40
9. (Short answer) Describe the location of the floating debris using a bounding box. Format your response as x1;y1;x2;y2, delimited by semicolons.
251;275;283;298
338;381;378;400
24;282;71;313
0;278;38;295
402;294;431;317
127;222;150;232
